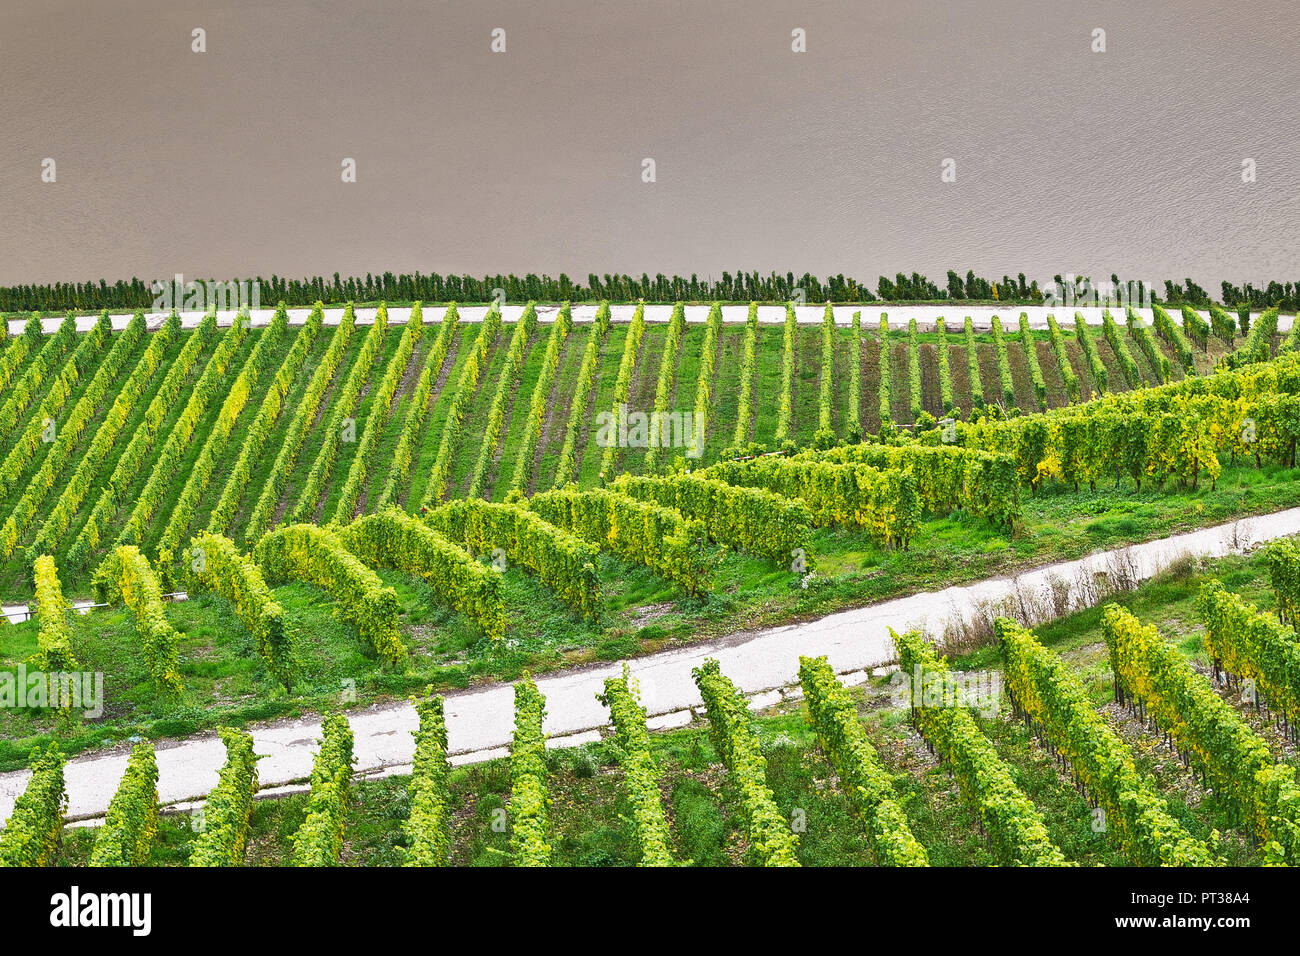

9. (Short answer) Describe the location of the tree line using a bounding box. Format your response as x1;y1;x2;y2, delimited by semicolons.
1;268;1297;313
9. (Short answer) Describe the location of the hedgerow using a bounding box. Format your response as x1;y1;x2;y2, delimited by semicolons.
254;523;406;667
92;545;183;693
692;659;800;866
341;509;506;639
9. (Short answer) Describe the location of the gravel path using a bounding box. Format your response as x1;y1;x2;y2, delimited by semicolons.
9;304;1287;337
3;507;1298;826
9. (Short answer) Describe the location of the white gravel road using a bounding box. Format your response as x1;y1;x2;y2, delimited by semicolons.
8;303;1290;337
3;507;1298;827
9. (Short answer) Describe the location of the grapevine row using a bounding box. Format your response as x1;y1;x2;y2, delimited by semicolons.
187;728;258;866
1018;313;1047;409
403;695;452;866
509;674;552;867
963;315;983;408
596;670;676;866
907;316;923;420
426;498;600;620
936;317;954;413
692;659;800;866
422;303;502;505
892;627;1070;866
290;714;354;866
527;486;712;594
596;301;645;482
29;312;179;561
92;545;183;693
183;532;292;689
288;304;389;523
773;303;797;443
88;742;159;867
995;618;1215;865
1153;303;1196;371
797;656;929;866
66;311;217;567
507;303;572;495
375;303;461;511
1102;308;1141;387
333;304;425;521
552;302;610;486
1073;312;1108;394
33;554;77;671
643;301;687;469
207;303;323;536
1125;307;1170;384
1101;603;1300;864
815;302;836;444
340;509;507;640
1045;314;1079;401
990;314;1015;405
254;523;405;667
466;302;538;498
244;305;356;543
612;472;811;562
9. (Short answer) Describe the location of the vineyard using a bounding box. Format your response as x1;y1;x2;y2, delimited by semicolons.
4;299;1300;867
22;542;1300;867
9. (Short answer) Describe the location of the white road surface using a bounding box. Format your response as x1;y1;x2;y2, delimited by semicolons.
7;303;1291;337
2;507;1298;826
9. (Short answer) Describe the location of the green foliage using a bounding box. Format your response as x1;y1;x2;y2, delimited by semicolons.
1125;307;1170;384
424;303;502;505
773;303;798;442
597;670;676;865
1;314;142;557
32;554;77;671
879;313;896;422
527;486;713;594
246;305;357;541
508;303;572;495
403;695;452;866
644;302;687;470
467;302;539;497
692;659;800;866
340;509;506;639
598;302;646;483
1045;314;1079;402
814;302;837;445
0;311;80;440
802;442;1019;524
797;656;928;865
157;306;292;565
188;728;259;866
290;303;388;522
1180;304;1210;351
89;743;159;867
291;713;354;866
0;314;42;397
846;310;863;441
907;317;924;421
1102;603;1300;865
554;302;610;487
892;628;1070;866
1018;313;1047;409
1102;308;1142;388
208;304;321;536
935;317;954;414
995;618;1215;866
1073;312;1108;394
426;498;600;620
67;311;216;568
613;471;811;562
117;306;245;549
1266;536;1300;627
1199;579;1300;727
29;312;178;560
92;545;183;692
963;315;983;408
703;456;919;547
990;315;1016;406
1228;307;1279;369
509;674;551;866
183;532;292;689
334;304;426;521
254;523;406;667
1208;303;1237;344
0;747;66;867
376;303;461;510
